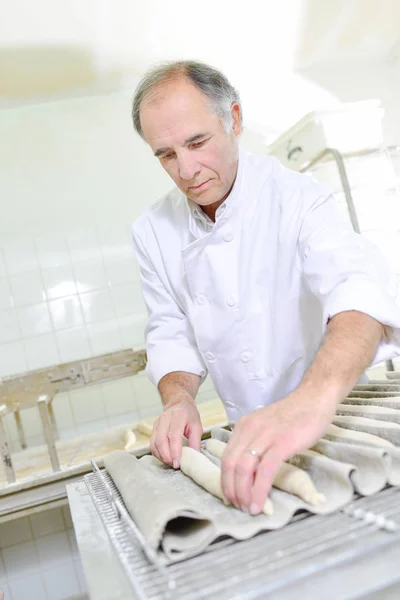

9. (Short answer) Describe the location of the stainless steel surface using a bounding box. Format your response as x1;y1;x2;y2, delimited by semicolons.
37;394;60;472
0;348;147;490
83;467;400;600
0;404;15;484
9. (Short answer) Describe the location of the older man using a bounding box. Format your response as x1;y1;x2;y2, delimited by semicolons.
131;60;400;516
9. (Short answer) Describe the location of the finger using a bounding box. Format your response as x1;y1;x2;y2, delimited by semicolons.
168;418;187;468
249;445;283;515
185;419;203;452
154;415;174;465
150;421;162;461
221;419;260;507
234;453;261;511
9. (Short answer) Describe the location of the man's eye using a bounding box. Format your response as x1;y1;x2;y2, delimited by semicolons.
192;140;206;148
162;153;175;160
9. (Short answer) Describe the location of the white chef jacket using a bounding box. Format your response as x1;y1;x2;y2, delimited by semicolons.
132;148;400;421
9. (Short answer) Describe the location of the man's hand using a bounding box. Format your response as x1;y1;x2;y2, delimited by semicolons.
151;395;203;468
221;310;383;515
221;391;335;514
152;371;202;467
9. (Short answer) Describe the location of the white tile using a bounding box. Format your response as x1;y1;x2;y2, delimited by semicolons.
68;229;103;263
0;249;6;276
58;426;78;441
52;394;75;430
62;506;73;530
43;561;80;600
0;276;13;310
20;407;43;439
70;388;106;424
138;402;162;419
24;333;60;370
49;295;83;330
67;529;79;560
117;314;147;349
9;572;46;600
9;271;46;307
79;289;115;324
87;320;122;354
107;411;140;427
17;303;52;337
0;341;27;377
0;517;32;549
36;531;71;568
131;372;161;406
76;419;108;436
25;434;45;447
42;265;77;300
3;412;18;444
3;241;39;274
2;541;39;578
36;234;71;268
101;378;136;416
97;223;134;258
55;327;92;363
104;255;137;286
73;259;107;293
30;507;65;539
110;283;145;318
74;558;87;594
0;310;20;343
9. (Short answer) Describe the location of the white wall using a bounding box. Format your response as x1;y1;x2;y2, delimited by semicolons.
0;505;86;600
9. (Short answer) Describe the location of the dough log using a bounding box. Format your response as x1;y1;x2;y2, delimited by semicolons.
124;429;137;450
180;446;273;516
206;438;325;507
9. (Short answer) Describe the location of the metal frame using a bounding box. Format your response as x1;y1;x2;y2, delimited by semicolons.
84;464;400;600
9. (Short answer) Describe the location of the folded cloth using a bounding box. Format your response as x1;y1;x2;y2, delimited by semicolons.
103;450;216;562
104;397;400;563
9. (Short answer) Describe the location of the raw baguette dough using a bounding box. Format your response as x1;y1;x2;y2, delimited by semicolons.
324;423;394;448
205;439;324;507
180;446;273;516
124;429;137;450
136;421;154;437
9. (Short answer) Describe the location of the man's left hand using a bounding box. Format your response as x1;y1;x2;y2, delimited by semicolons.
220;391;335;515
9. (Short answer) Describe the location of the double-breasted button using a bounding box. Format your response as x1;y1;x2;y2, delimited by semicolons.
226;295;237;307
240;350;253;363
205;352;216;362
196;294;207;305
224;231;234;242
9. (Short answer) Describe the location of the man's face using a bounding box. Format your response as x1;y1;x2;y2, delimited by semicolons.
140;78;241;208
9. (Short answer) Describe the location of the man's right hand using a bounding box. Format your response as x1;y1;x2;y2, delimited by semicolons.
150;396;203;468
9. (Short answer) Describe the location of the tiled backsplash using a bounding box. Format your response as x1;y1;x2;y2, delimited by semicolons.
0;223;147;377
3;371;217;453
0;506;87;600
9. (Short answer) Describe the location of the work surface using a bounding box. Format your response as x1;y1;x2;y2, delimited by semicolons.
68;478;400;600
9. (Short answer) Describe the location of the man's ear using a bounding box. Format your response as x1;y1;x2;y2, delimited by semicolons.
231;103;242;136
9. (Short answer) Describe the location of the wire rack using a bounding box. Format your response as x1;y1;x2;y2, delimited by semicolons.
84;467;400;600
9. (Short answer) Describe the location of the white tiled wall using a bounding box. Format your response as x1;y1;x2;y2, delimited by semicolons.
3;370;217;453
0;223;147;378
0;506;87;600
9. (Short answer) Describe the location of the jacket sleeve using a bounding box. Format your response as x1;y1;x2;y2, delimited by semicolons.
298;192;400;364
132;223;207;388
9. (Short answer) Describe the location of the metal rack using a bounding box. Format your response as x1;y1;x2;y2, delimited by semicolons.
84;464;400;600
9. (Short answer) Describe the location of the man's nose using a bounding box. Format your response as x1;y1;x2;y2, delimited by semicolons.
178;153;200;181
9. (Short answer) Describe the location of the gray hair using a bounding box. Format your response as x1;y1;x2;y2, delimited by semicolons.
132;60;242;139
